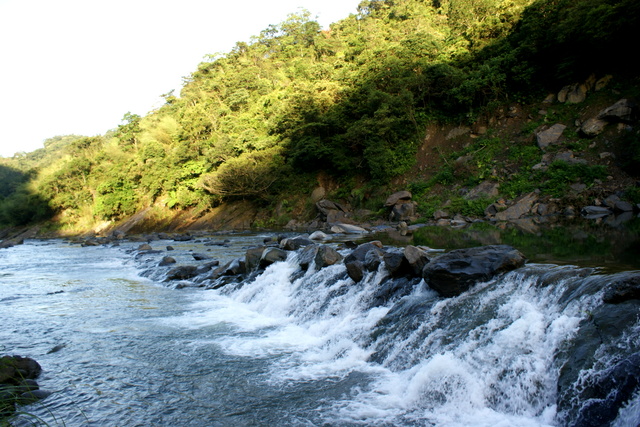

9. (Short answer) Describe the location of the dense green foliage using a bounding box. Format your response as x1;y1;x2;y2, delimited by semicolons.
1;0;638;228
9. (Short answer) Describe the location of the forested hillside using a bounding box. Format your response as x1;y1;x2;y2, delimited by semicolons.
1;0;639;233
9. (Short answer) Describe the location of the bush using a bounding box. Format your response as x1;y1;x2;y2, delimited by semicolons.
200;147;287;199
93;179;138;219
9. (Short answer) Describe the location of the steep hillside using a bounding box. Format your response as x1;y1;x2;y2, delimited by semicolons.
1;0;639;235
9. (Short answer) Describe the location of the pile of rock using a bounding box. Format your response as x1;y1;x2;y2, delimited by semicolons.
384;191;418;222
152;232;526;301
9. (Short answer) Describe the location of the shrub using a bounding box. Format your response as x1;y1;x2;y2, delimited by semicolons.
93;179;138;219
200;147;286;199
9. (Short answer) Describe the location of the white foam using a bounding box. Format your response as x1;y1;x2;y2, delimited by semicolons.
158;257;601;426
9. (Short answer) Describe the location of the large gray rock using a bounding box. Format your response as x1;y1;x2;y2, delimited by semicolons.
344;242;385;282
0;356;41;383
345;260;365;283
385;191;412;207
298;244;319;270
580;117;608;137
404;245;430;276
536;124;566;150
602;271;640;304
309;231;329;241
280;236;314;250
158;256;176;266
316;199;349;223
0;355;45;417
580;99;636;137
210;257;246;278
315;245;343;269
423;245;526;297
245;246;266;271
598;99;635;123
260;247;288;268
390;201;417;222
494;192;538;221
165;265;199;281
557;286;640;426
330;223;368;234
297;244;343;270
566;83;588;104
465;181;499;200
383;248;411;277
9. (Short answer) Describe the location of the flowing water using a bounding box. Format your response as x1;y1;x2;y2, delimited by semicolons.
1;233;639;426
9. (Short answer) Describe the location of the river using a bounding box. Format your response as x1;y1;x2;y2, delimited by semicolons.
1;227;639;426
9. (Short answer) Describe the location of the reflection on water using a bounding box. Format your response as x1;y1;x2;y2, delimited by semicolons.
371;217;640;272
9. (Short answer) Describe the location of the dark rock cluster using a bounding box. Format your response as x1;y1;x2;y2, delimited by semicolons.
0;355;49;418
147;232;526;300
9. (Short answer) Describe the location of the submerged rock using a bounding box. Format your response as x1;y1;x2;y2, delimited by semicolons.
557;297;640;426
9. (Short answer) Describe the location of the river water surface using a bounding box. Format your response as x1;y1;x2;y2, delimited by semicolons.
1;229;639;426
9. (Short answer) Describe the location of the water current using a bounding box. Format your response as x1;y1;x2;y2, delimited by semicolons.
1;233;639;426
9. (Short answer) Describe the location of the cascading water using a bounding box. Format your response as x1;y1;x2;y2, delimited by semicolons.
2;236;639;426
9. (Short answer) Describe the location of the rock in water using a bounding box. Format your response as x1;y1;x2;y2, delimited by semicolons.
330;223;368;234
260;247;288;268
423;245;526;297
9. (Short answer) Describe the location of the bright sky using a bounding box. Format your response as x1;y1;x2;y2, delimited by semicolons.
0;0;361;158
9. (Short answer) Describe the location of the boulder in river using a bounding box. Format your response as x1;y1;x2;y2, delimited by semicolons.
344;242;385;282
280;236;314;251
192;252;213;261
164;265;199;281
1;355;46;417
260;247;288;268
422;245;526;297
158;256;176;266
245;246;266;272
403;245;431;276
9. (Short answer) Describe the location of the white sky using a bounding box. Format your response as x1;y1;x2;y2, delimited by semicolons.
0;0;361;158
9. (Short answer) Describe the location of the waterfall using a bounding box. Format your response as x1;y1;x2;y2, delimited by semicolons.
158;245;640;426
